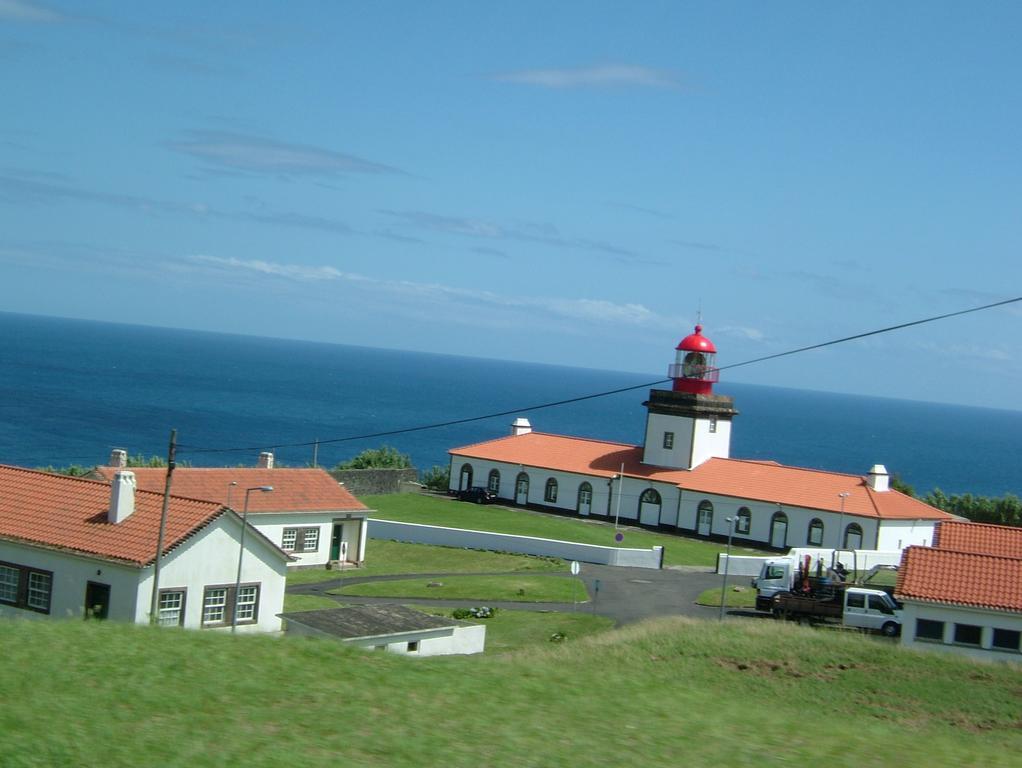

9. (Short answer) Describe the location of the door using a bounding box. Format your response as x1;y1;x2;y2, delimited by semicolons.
330;523;343;560
639;489;662;526
515;474;529;505
577;484;592;516
697;501;713;536
770;513;788;548
85;582;110;620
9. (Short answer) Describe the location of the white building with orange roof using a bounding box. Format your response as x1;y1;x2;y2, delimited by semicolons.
448;325;953;552
94;452;369;569
896;520;1022;661
0;465;289;632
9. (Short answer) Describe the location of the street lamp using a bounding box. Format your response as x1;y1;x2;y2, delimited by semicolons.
837;492;850;550
719;515;737;621
226;480;238;509
232;485;273;632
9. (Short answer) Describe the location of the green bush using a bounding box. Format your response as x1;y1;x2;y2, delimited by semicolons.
335;445;413;470
420;465;451;492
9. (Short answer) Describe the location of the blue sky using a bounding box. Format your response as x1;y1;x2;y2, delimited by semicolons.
1;1;1020;409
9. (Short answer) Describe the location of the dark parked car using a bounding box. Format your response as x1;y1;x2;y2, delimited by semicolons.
456;486;496;504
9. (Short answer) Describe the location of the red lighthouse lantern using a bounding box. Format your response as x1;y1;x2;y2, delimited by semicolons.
668;325;719;395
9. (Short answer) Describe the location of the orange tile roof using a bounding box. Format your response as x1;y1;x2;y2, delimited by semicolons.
895;545;1022;613
450;432;952;521
93;467;368;514
933;520;1022;557
0;465;226;566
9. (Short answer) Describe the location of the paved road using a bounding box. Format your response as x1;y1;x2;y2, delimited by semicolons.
289;565;756;626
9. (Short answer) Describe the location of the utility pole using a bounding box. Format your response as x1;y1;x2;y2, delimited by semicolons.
312;439;319;468
149;429;177;625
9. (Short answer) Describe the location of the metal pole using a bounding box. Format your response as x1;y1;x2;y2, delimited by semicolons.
226;480;237;510
148;429;177;625
837;492;850;551
232;486;272;632
312;439;319;469
614;462;625;531
719;516;735;621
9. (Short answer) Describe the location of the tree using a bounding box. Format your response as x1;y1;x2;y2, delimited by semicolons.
890;474;915;497
335;445;413;470
923;488;1022;527
420;465;450;492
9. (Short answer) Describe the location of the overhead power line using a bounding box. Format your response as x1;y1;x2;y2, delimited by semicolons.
178;296;1021;457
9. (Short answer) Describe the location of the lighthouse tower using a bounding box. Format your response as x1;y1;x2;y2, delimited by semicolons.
641;325;738;469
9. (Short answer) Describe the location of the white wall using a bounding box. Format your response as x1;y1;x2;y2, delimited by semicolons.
369;518;663;569
135;515;288;633
900;601;1022;663
875;519;935;550
0;540;140;621
250;512;368;567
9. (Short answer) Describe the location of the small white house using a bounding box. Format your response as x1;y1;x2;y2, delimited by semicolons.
897;521;1022;662
448;326;953;553
95;452;370;569
281;604;486;656
0;465;289;632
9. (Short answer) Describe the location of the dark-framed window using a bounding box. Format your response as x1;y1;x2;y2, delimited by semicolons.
640;489;662;506
577;482;593;510
953;623;982;647
158;588;187;627
843;523;863;549
0;560;52;614
544;478;558;503
515;472;529;502
201;583;260;628
915;618;944;642
807;518;824;546
282;527;321;553
459;463;474;491
708;417;718;433
663;432;674;449
992;628;1021;652
735;507;751;535
487;469;500;494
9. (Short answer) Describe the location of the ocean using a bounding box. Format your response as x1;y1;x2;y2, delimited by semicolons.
0;311;1018;497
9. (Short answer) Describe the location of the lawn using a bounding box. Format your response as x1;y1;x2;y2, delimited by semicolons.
332;574;585;603
282;593;342;612
2;617;1020;767
286;539;566;585
418;607;615;654
695;584;758;608
364;493;767;567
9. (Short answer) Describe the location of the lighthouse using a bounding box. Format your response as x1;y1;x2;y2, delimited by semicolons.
641;325;738;469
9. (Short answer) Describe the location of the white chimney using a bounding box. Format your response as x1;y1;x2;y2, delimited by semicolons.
257;451;274;469
511;417;532;437
867;464;890;492
109;449;127;468
108;470;136;524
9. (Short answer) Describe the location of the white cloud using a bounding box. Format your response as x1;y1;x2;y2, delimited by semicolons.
493;64;682;90
0;0;65;22
167;131;404;177
187;255;680;329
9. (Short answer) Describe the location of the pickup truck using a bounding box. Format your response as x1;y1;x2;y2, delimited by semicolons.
771;586;902;637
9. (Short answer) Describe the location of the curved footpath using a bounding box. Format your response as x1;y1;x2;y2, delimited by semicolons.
288;564;755;626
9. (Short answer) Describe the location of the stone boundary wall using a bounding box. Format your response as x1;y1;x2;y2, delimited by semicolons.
328;468;419;496
368;519;664;570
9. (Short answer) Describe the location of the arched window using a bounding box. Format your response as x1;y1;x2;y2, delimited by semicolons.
459;463;473;491
770;511;788;548
736;507;752;535
577;482;593;514
515;472;529;504
807;518;824;546
696;500;713;535
544;478;558;503
640;488;662;505
844;523;864;549
487;469;500;495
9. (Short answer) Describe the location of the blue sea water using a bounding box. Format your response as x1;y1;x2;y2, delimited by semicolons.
0;311;1019;497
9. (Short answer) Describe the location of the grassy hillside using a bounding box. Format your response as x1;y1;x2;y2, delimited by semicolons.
1;618;1019;767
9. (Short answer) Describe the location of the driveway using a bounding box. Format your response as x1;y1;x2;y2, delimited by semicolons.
289;565;754;626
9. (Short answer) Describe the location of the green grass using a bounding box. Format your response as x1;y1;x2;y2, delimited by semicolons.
695;584;758;608
2;618;1020;767
332;574;585;603
282;593;342;612
417;607;615;654
365;493;768;567
286;538;566;585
